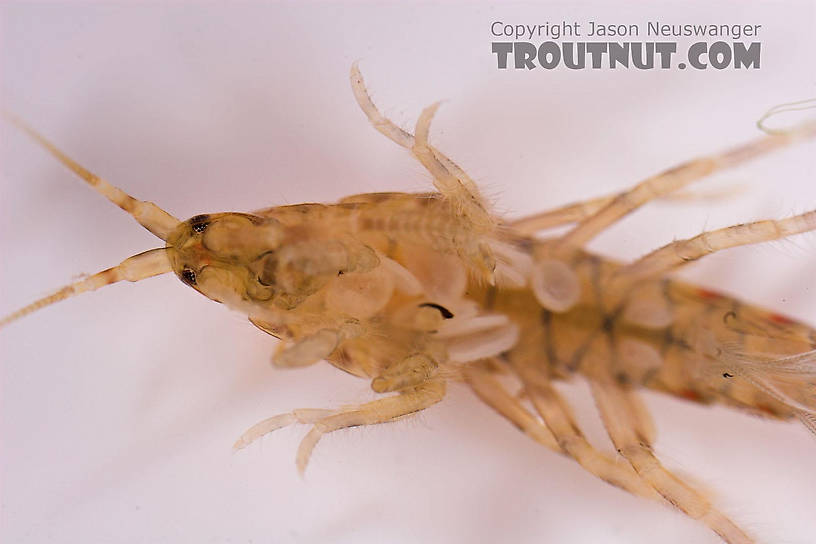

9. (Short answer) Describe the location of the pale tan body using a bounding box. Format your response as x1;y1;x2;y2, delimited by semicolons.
3;66;816;544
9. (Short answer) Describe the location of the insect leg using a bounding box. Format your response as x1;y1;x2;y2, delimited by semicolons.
350;64;493;231
350;63;415;149
234;380;446;474
509;194;617;234
410;103;492;229
509;184;746;235
464;365;559;451
350;62;466;179
507;362;660;499
554;123;816;252
264;321;364;368
465;365;660;500
590;379;753;544
294;380;445;474
232;409;336;451
370;353;438;393
613;209;816;286
272;329;343;368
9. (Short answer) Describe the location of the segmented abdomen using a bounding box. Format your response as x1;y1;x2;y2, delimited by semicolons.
473;245;816;420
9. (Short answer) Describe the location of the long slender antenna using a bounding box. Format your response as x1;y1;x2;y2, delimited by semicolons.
2;112;180;240
0;248;173;329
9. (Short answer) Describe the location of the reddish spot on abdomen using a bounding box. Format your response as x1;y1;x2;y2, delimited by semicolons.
696;288;724;301
679;389;702;402
768;312;796;325
755;403;782;417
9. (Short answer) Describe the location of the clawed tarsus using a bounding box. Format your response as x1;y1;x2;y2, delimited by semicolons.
234;381;445;474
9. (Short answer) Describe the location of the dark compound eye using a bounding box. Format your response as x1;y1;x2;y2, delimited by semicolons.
189;214;210;233
181;268;197;285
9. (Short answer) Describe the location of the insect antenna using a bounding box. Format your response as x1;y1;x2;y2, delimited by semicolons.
1;113;182;328
0;248;172;329
2;112;180;240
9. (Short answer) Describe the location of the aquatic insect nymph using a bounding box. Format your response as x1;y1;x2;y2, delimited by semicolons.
3;65;816;544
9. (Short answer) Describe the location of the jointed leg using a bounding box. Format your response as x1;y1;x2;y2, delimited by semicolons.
509;185;747;235
411;103;492;229
233;408;335;450
555;123;816;253
590;379;753;544
350;64;492;231
465;364;660;500
350;63;415;150
508;361;660;499
464;364;560;451
234;380;445;474
510;194;617;234
612;208;816;288
350;63;471;183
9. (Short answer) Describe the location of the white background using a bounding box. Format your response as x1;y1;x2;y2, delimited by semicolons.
2;2;815;543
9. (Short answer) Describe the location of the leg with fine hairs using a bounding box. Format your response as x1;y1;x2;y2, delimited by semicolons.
233;408;336;450
350;63;415;150
234;380;446;474
350;63;471;182
509;184;747;235
590;379;754;544
464;364;560;451
464;364;660;500
612;209;816;288
554;122;816;253
411;103;493;230
507;361;660;500
350;64;493;231
510;194;617;234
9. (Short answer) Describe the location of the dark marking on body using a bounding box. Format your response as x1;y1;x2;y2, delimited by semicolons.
731;299;747;351
385;236;398;259
419;302;454;319
641;366;660;387
484;284;497;310
615;372;631;385
588;255;605;313
540;309;558;368
568;332;597;372
514;237;534;253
